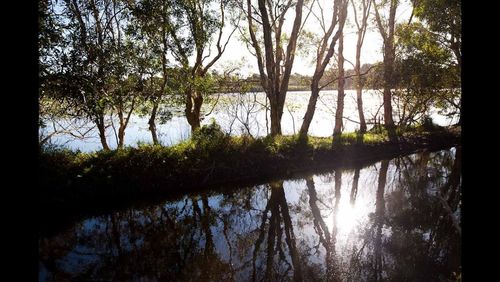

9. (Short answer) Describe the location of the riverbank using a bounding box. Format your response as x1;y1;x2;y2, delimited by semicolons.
39;124;460;235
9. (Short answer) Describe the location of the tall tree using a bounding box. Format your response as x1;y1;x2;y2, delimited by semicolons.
373;0;398;141
351;0;372;133
412;0;461;68
299;0;349;138
128;0;176;144
109;0;141;149
245;0;305;136
333;31;345;139
39;0;66;144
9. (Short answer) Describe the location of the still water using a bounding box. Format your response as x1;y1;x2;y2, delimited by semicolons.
39;147;461;281
42;90;458;152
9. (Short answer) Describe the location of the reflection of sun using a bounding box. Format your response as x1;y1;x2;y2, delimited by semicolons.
329;197;370;235
336;204;359;233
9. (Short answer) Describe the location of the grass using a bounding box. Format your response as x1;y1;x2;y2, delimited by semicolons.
41;131;387;171
40;121;454;191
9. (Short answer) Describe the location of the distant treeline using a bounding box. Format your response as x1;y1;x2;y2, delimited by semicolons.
231;64;378;93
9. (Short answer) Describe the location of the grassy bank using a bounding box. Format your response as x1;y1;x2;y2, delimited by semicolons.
39;123;460;234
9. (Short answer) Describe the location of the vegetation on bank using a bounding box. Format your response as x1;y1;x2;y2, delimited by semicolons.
40;122;460;217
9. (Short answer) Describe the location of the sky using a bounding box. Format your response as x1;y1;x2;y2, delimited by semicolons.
211;0;413;76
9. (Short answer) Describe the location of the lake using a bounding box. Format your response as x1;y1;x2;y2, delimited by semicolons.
39;146;461;281
41;90;458;152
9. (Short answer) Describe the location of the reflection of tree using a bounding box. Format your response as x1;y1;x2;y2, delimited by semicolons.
39;229;77;281
439;146;461;236
252;181;303;281
373;160;389;281
350;167;361;205
305;169;343;282
40;192;236;281
188;194;225;280
40;148;461;281
379;148;461;281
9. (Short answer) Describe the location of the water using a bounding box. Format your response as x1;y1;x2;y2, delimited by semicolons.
39;147;461;281
40;90;459;152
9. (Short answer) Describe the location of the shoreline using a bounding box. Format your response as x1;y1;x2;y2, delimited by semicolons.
39;126;461;236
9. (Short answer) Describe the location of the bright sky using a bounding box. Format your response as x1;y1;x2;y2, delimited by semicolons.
212;0;413;76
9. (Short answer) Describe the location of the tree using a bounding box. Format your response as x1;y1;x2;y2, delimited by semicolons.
333;31;345;139
412;0;461;68
167;0;238;132
411;0;461;124
351;0;372;133
244;0;305;136
392;22;460;127
127;0;174;144
42;0;143;150
299;0;349;138
55;0;118;150
372;0;398;141
107;0;142;149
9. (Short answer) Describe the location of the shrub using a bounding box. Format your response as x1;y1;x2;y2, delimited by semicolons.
190;119;231;158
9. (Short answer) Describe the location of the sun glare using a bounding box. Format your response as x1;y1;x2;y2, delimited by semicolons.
326;192;372;237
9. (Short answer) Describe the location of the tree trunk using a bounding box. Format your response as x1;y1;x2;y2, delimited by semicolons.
333;33;345;138
353;0;371;133
116;98;136;149
186;90;203;133
383;87;397;141
117;108;125;149
270;96;282;136
96;114;110;151
298;0;348;139
374;0;398;142
382;36;397;141
355;48;366;133
247;0;304;138
299;80;320;138
117;126;125;149
148;101;159;145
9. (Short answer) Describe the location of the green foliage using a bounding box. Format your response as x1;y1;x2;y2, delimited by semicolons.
263;135;305;154
191;74;217;96
392;21;461;127
192;120;227;144
412;0;461;46
190;120;231;158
